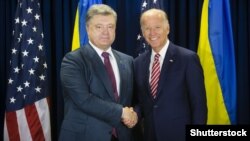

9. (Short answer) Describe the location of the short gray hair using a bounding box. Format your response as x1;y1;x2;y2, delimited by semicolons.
140;8;169;26
86;4;117;25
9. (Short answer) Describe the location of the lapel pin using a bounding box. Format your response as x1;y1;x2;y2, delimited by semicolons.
169;59;174;62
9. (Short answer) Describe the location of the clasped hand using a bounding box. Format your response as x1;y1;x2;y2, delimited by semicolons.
121;107;138;128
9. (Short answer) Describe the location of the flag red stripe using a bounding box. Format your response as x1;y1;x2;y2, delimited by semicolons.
25;104;45;141
6;111;20;141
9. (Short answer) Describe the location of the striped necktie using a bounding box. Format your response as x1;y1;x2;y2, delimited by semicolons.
150;53;161;99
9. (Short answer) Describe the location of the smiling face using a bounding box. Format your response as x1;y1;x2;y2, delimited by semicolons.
140;9;170;52
86;15;116;51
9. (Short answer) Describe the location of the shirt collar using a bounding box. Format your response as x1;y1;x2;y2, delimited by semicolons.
151;39;169;59
89;41;114;59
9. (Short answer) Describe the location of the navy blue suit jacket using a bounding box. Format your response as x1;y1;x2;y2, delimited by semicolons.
134;42;207;141
59;44;134;141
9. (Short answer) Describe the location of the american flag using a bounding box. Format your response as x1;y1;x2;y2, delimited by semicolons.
136;0;164;56
4;0;51;141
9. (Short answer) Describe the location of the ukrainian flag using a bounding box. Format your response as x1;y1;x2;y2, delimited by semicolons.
72;0;102;51
198;0;237;124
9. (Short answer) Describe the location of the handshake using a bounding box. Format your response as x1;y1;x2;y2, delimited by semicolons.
121;107;138;128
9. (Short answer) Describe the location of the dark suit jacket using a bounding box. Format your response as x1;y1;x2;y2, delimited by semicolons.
134;42;207;141
59;44;134;141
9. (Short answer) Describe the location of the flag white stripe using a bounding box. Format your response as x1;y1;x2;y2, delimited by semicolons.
35;98;51;141
16;108;32;141
4;116;10;141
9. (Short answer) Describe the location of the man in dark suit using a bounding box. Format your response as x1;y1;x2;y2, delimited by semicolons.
134;9;207;141
59;4;137;141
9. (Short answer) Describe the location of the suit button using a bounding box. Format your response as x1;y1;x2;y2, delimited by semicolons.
153;105;158;108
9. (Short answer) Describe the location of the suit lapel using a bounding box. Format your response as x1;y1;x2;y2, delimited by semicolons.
112;50;124;102
142;51;153;99
157;43;176;99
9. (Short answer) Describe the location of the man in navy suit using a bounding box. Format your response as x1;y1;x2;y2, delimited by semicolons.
134;9;207;141
59;4;137;141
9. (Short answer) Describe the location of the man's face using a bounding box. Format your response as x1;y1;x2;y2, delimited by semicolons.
141;13;169;52
87;15;116;50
